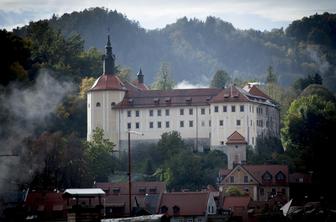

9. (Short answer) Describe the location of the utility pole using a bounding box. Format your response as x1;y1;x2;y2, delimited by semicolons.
127;130;143;217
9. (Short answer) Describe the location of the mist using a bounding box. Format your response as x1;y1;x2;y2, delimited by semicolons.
0;71;73;194
174;80;208;89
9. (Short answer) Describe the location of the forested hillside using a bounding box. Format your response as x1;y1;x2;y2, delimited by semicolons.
42;8;336;92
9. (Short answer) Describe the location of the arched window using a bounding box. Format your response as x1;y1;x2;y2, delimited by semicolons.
96;102;101;107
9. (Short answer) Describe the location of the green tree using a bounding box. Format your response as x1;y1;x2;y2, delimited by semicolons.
225;186;245;196
210;69;230;88
0;29;31;85
84;127;117;182
282;95;336;201
293;73;323;91
152;63;175;90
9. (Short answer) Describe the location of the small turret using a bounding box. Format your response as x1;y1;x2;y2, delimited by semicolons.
103;35;115;74
137;68;144;84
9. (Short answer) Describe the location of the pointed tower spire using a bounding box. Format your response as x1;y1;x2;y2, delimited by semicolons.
137;67;144;83
103;35;115;74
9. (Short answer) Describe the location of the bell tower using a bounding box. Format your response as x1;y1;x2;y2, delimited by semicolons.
87;35;127;149
226;131;247;169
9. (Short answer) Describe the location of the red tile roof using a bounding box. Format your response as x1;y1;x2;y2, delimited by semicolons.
95;181;166;195
244;85;271;100
219;169;232;178
131;80;149;91
211;86;250;103
223;196;251;209
242;164;289;185
89;74;127;91
114;88;222;109
226;131;248;144
158;192;210;216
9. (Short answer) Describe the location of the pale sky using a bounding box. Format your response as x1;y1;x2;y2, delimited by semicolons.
0;0;335;31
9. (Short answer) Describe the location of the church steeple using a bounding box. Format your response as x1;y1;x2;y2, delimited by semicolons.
103;35;115;74
137;68;144;84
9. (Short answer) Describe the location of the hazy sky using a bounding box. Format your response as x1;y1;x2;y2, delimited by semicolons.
0;0;335;31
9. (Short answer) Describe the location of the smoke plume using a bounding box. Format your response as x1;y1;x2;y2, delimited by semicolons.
0;70;73;194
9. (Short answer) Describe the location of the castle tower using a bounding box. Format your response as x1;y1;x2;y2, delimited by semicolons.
87;35;127;148
226;131;247;169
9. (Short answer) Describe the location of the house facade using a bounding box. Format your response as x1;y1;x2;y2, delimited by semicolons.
87;36;280;153
219;164;289;202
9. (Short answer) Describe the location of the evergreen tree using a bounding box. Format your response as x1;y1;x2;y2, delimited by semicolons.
210;69;230;88
151;63;175;90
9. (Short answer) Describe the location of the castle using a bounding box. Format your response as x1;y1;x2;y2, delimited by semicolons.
87;36;280;168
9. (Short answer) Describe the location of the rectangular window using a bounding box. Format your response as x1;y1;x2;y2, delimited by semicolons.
201;121;205;127
223;106;227;112
209;120;211;127
180;121;184;127
189;108;193;115
252;137;254;145
157;109;161;116
219;120;223;126
149;110;153;116
127;110;131;117
244;176;248;183
189;120;193;127
166;121;170;128
236;120;241;126
180;109;184;115
136;122;140;129
149;122;153;128
157;121;162;128
214;106;218;112
240;105;244;112
250;120;252;126
201;108;205;115
127;123;131;129
231;105;236;112
165;109;170;116
135;110;140;117
230;176;234;183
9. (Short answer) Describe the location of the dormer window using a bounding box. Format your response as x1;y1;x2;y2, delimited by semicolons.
112;188;120;194
160;206;168;214
154;98;160;104
223;93;230;98
96;102;101;107
275;171;286;181
128;99;134;105
138;188;146;193
149;188;157;193
165;97;171;103
185;97;192;104
206;96;211;101
262;171;272;182
173;205;180;215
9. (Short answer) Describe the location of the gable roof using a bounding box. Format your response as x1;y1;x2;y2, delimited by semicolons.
89;74;127;91
244;85;272;100
242;164;289;185
226;131;247;144
210;85;250;103
158;192;210;216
